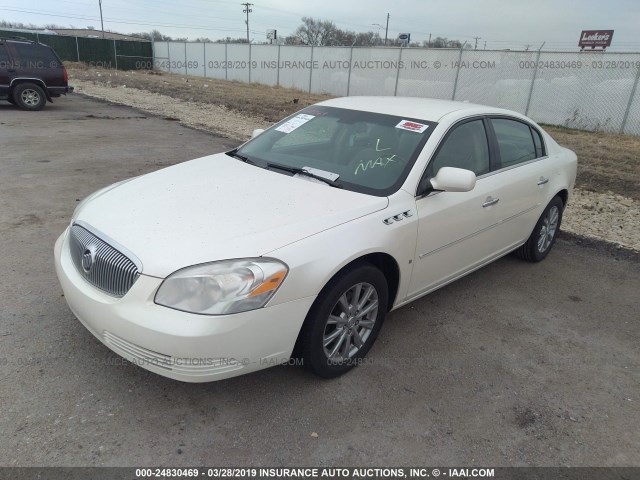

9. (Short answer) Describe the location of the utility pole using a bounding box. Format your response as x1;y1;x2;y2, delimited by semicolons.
98;0;104;38
473;36;481;49
384;13;389;46
484;40;487;49
241;2;253;44
428;33;432;48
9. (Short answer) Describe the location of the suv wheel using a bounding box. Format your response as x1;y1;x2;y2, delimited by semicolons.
13;83;47;111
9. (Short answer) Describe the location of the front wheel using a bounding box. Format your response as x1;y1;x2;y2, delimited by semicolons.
298;264;388;378
515;195;564;262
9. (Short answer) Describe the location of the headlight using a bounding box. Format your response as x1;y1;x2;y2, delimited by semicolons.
155;258;288;315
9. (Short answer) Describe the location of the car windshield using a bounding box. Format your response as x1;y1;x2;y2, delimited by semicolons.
236;105;437;196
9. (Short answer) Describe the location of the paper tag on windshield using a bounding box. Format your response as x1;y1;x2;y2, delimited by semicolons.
395;120;429;133
275;114;315;133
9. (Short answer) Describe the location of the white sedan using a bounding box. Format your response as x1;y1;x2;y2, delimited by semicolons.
54;97;577;382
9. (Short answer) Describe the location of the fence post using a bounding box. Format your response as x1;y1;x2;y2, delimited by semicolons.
394;47;403;96
276;44;281;87
451;46;464;100
167;42;171;73
203;43;206;77
113;39;118;70
225;43;228;81
346;46;354;96
75;36;80;62
525;49;543;116
308;46;314;93
620;64;640;134
248;43;252;83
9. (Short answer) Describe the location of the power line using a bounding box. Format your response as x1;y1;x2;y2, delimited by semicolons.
0;6;249;33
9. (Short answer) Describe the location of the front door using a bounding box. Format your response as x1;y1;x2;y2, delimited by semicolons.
408;118;505;299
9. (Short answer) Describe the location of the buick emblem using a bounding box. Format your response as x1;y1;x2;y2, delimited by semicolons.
81;244;97;273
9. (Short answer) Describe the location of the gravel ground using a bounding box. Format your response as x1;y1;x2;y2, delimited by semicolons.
70;79;640;251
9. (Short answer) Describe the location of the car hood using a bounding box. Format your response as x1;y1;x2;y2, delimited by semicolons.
74;153;389;278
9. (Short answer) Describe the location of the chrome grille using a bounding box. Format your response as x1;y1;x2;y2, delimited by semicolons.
69;224;140;297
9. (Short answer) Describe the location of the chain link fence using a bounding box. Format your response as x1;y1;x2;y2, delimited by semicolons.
153;41;640;135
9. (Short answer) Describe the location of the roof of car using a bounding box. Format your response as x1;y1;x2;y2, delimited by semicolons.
316;96;521;123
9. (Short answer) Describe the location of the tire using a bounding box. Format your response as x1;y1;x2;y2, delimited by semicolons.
515;196;564;262
13;83;47;111
298;263;388;378
7;97;16;105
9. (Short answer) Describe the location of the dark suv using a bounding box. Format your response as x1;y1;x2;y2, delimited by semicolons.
0;38;73;111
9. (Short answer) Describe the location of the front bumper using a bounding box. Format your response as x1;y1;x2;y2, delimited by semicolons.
54;228;315;382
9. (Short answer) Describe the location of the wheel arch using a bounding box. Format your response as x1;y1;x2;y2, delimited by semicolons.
315;252;401;312
10;78;52;102
556;188;569;208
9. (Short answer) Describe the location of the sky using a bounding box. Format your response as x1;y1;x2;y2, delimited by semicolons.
1;0;640;50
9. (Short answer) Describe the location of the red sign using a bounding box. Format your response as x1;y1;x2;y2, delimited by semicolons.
579;30;614;49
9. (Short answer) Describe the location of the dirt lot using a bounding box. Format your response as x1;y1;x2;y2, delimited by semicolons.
1;95;639;467
68;65;640;201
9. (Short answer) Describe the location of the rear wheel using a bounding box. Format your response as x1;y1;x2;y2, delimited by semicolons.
298;264;388;378
515;196;564;262
13;83;47;111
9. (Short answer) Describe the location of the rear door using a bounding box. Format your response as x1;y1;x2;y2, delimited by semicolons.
485;117;553;249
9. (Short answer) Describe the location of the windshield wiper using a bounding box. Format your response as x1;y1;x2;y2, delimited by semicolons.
265;163;342;188
227;149;257;165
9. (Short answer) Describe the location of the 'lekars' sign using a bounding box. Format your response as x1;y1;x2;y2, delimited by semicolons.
579;30;614;49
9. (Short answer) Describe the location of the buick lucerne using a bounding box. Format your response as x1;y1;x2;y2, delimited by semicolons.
54;97;577;382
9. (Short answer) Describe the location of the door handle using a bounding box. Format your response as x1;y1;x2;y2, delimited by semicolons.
537;177;549;185
482;197;499;208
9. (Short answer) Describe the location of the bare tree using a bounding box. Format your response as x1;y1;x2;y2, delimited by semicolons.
293;17;338;46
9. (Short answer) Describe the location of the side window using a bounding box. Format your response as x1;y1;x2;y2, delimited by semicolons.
9;43;59;68
0;45;9;67
429;120;490;177
492;118;537;168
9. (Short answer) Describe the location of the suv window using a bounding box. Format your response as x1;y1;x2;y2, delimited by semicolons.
429;119;490;176
10;43;60;68
492;118;537;168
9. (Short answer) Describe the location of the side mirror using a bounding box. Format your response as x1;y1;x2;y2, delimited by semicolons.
251;128;265;139
430;167;476;192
